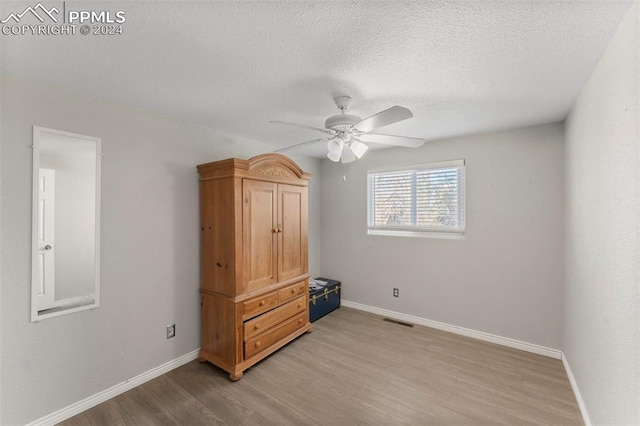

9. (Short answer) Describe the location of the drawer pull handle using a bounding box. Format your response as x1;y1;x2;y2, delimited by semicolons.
254;324;259;330
298;318;303;324
259;300;266;306
298;303;302;308
255;341;261;348
291;289;296;293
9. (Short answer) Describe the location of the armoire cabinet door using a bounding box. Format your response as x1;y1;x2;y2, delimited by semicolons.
243;180;278;292
277;184;308;281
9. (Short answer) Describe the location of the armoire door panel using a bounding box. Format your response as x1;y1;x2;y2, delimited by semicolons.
243;180;278;292
278;184;307;281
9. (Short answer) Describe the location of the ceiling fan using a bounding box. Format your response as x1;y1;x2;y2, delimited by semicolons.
271;96;425;163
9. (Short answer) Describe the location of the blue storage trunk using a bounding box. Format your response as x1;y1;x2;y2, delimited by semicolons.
309;278;341;322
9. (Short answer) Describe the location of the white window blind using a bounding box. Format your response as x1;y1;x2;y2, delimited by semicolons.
367;159;465;236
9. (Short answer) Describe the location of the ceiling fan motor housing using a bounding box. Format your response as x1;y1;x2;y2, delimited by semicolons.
324;113;361;131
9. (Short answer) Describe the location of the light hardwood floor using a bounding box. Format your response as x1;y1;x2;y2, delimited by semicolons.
60;307;582;425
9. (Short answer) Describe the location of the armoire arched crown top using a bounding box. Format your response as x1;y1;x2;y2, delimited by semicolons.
197;153;311;184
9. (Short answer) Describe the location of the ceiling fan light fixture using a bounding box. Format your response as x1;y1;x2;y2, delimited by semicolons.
340;145;357;163
327;150;341;162
327;138;344;154
349;140;368;159
327;138;344;162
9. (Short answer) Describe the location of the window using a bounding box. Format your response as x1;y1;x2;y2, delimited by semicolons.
367;159;465;237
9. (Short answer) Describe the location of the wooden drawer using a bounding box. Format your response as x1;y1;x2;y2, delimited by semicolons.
278;281;307;304
244;312;306;359
244;295;305;340
242;291;278;320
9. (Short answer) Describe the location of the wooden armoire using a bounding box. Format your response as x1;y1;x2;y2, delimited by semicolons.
196;153;312;381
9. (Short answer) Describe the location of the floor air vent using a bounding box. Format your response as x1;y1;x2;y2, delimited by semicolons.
383;318;415;328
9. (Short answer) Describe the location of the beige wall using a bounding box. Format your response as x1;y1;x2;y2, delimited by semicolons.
0;74;321;425
564;1;640;424
320;123;565;350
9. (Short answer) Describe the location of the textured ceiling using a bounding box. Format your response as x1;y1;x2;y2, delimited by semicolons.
0;1;634;158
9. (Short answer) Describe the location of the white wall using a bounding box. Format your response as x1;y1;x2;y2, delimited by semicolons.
0;74;322;425
320;123;565;349
564;1;640;424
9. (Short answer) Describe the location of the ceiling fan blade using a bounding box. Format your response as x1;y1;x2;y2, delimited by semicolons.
352;106;413;133
357;133;425;148
274;137;334;153
269;120;335;135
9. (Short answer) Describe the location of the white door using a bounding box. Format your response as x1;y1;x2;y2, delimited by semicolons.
37;168;56;310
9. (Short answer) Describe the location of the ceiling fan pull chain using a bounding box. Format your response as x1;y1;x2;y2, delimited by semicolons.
343;163;347;182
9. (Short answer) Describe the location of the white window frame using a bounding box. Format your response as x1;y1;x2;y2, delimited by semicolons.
367;159;466;239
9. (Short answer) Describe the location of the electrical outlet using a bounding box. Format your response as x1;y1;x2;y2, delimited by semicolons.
393;288;399;297
166;324;175;339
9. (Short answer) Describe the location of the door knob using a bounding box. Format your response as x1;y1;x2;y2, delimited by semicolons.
44;245;52;250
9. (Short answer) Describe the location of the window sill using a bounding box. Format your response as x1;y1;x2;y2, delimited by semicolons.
367;229;465;240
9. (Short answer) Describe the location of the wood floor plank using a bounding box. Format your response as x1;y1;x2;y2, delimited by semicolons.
369;379;478;425
58;307;582;425
80;399;135;426
139;375;226;425
166;362;255;424
114;387;180;426
56;413;91;426
215;360;316;426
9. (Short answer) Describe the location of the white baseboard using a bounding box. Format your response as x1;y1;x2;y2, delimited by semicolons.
26;349;200;426
341;299;562;359
562;352;592;426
